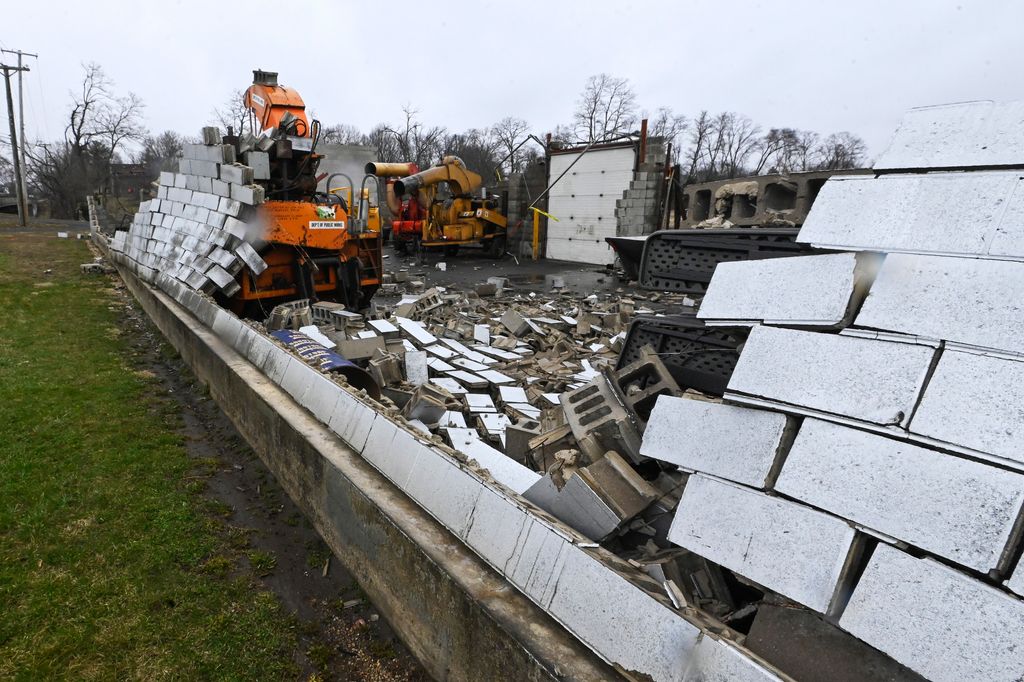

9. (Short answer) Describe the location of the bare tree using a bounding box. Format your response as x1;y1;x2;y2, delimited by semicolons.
682;110;713;182
491;116;530;174
719;113;761;178
211;89;251;136
29;63;148;217
645;107;687;149
321;123;364;145
573;73;638;143
364;124;402;163
444;128;502;183
383;105;448;169
134;130;188;178
814;132;867;170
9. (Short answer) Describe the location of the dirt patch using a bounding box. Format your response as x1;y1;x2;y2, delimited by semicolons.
113;277;428;681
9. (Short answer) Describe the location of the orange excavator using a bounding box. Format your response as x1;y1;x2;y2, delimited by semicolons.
229;70;383;315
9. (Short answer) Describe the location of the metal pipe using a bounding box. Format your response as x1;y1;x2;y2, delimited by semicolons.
364;162;418;178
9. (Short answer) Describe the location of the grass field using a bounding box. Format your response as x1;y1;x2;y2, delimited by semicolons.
0;234;302;680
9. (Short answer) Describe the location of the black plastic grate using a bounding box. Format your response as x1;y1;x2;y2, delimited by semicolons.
638;228;815;293
616;314;744;396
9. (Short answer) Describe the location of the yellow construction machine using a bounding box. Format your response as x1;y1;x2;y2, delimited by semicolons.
367;156;507;257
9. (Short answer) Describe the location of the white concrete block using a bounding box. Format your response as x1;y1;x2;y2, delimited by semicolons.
403;449;483;537
855;253;1024;355
840;543;1024;682
523;473;621;540
445;427;540;494
683;634;783;681
440;338;496;365
669;474;856;612
234;241;268;275
429;377;467;394
776;419;1024;572
158;171;174;186
394;316;437;345
465;486;532;569
727;325;934;427
798;171;1024;259
641;396;789;488
875;100;1024;170
699;253;862;327
219;163;253;185
230;183;263;205
218;197;242;217
211;178;230;197
302;372;342;424
404;350;429;385
325;392;374;452
547;547;700;682
363;425;425;490
244;151;270;180
909;349;1024;468
505;517;571;609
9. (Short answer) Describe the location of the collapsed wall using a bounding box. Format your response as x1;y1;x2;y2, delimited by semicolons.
640;100;1024;682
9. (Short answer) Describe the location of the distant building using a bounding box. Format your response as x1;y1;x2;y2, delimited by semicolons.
110;163;150;199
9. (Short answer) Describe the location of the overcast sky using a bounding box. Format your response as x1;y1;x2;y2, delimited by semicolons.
3;0;1021;162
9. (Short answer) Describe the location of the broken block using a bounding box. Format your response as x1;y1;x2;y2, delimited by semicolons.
699;252;863;328
840;543;1024;682
668;474;856;613
641;396;790;488
727;325;935;427
500;309;530;336
776;418;1024;573
402;383;448;424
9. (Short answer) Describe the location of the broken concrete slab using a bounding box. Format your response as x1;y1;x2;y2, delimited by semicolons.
874;100;1024;171
798;171;1024;260
395;316;437;345
682;633;784;681
500;309;531;336
908;349;1024;469
855;253;1024;355
444;427;540;494
839;543;1024;682
524;473;622;541
698;252;864;328
669;474;857;613
726;325;935;428
404;350;429;385
641;396;790;488
776;418;1024;572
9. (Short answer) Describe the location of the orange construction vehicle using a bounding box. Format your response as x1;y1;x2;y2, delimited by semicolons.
229;69;383;316
367;156;507;257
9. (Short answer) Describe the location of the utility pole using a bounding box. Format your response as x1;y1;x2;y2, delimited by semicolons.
1;49;37;219
0;63;30;226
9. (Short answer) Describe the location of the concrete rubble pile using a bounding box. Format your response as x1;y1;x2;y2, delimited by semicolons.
637;100;1024;682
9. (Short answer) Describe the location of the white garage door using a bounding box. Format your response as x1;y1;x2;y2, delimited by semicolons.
546;145;636;264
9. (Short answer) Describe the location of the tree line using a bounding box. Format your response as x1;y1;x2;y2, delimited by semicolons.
5;64;868;218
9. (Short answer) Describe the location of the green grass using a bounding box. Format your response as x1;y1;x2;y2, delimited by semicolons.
0;236;300;680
